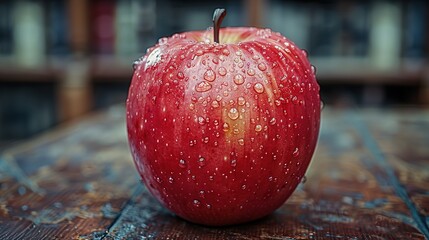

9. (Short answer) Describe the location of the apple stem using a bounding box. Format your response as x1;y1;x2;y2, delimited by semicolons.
213;8;226;43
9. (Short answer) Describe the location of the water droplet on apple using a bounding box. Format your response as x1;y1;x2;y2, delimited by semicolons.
237;96;246;106
198;116;206;125
247;68;255;76
302;49;308;57
211;100;220;108
196;49;204;56
255;124;262;132
238;138;245;146
168;177;174;183
179;159;186;168
223;123;230;132
132;60;139;70
206;204;212;209
189;103;195;110
311;65;317;74
291;96;298;104
218;67;227;76
195;81;212;92
241;184;246;190
269;118;277;125
257;63;267;71
158;37;168;45
233;74;245;85
230;159;237;167
293;147;299;157
177;71;184;79
222;49;230;56
233;128;240;135
272;154;277;161
204;69;216;82
198;156;206;166
228;108;239;120
193;199;201;207
253;83;264;93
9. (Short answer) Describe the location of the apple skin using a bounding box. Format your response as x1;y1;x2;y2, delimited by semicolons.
126;27;320;226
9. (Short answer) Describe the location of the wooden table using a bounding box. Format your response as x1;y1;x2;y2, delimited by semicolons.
0;106;428;239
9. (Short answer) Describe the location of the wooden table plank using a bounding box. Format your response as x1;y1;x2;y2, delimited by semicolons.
356;110;429;236
0;106;428;239
0;107;137;239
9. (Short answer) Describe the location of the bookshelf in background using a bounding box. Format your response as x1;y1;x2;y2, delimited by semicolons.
0;0;428;144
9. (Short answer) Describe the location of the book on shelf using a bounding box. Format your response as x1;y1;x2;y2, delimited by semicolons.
0;1;13;56
135;0;157;54
115;0;139;58
68;0;89;56
46;0;70;56
369;1;402;70
12;0;46;67
90;0;116;55
403;1;427;59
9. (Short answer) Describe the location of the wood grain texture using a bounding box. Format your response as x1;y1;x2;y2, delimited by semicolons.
0;106;428;239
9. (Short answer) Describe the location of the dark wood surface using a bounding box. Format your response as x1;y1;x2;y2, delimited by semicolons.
0;105;428;239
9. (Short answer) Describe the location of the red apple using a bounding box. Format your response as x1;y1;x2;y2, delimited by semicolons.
126;9;320;226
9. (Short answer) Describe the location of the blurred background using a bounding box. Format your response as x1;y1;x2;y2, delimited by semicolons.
0;0;428;148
